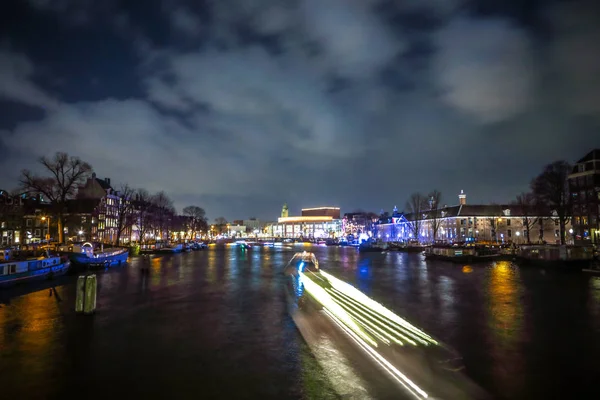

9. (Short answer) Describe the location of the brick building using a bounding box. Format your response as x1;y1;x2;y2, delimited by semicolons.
568;149;600;244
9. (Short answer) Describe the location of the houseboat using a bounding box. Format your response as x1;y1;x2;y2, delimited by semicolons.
425;245;504;263
517;245;594;269
62;243;129;269
157;243;184;253
358;239;389;252
0;249;70;287
396;243;427;253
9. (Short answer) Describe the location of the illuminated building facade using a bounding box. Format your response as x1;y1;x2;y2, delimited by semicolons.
342;211;379;236
568;149;600;244
76;173;119;243
0;190;24;245
268;204;343;238
375;191;572;244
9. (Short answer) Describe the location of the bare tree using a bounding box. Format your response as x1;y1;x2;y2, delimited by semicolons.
134;188;153;244
512;192;539;244
183;205;208;239
114;184;135;246
405;193;428;241
427;190;443;241
19;152;92;243
531;161;571;244
214;216;228;234
152;191;175;240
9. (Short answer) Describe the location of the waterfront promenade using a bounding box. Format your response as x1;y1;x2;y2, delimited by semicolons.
1;246;599;399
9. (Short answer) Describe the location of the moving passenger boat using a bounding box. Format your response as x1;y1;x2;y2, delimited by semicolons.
284;252;490;399
63;242;129;269
0;249;70;288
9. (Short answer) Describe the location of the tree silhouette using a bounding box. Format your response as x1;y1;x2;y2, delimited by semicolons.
19;152;92;243
531;161;571;244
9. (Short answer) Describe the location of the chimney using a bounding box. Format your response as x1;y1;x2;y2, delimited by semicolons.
92;172;96;179
458;190;466;205
105;178;111;186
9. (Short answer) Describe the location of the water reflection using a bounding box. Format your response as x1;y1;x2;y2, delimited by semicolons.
1;247;599;399
486;261;525;394
487;262;523;341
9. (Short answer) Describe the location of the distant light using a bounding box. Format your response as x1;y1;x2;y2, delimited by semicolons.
78;230;83;235
569;229;573;234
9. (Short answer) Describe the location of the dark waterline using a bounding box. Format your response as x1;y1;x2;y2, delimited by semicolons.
1;246;599;399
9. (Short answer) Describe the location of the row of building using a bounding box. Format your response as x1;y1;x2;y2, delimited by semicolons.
0;173;199;246
4;149;597;246
252;149;599;245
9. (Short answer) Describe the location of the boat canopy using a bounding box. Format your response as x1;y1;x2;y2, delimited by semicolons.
287;251;319;272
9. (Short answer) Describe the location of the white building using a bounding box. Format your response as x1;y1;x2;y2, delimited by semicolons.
376;191;572;244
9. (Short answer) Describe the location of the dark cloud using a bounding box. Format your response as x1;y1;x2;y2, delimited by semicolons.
1;0;600;221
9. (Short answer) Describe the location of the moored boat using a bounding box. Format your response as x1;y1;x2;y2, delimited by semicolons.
1;249;70;288
64;243;129;269
397;245;426;253
157;243;184;253
582;263;600;275
517;245;594;270
358;239;388;252
425;245;504;263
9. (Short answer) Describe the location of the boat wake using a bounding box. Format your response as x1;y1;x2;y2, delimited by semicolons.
284;252;490;400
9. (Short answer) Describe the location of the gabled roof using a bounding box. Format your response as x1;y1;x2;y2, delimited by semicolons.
95;178;112;190
575;149;600;164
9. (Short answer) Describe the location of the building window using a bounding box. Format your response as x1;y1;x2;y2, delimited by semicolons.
507;229;512;238
26;219;32;227
507;219;511;226
82;216;87;223
34;229;41;237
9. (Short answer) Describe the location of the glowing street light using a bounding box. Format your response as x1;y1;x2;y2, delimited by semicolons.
41;216;51;241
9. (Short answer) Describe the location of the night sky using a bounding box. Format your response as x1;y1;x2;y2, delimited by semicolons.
1;0;599;221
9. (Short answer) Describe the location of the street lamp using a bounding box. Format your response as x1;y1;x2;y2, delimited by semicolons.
41;216;50;242
569;228;574;244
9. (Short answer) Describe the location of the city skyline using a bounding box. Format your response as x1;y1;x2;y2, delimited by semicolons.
1;0;600;220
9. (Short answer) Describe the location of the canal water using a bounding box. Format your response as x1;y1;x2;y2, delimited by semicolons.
1;246;599;399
